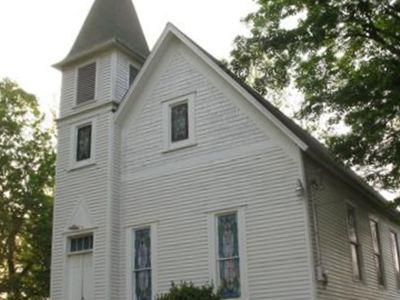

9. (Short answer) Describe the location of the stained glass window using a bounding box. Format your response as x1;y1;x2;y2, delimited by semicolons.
370;220;384;285
134;228;151;300
217;213;241;298
347;206;362;280
390;232;400;287
76;125;92;161
171;102;188;142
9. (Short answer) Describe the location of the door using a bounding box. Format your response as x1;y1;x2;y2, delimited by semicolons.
67;253;93;300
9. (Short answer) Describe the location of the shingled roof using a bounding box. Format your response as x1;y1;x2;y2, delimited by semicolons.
55;0;149;68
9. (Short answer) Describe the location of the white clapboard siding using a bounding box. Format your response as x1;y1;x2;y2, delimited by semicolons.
115;52;139;102
117;40;314;299
51;109;114;300
53;45;141;299
109;122;122;299
305;157;400;300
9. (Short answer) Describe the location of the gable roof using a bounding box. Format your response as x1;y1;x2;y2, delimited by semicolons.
116;23;399;223
55;0;149;69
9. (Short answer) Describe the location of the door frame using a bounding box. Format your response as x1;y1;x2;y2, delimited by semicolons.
62;227;97;299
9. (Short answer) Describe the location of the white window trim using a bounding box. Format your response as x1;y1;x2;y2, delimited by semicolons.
208;207;248;300
368;215;386;287
74;60;99;106
389;230;400;290
162;93;196;152
69;118;96;170
127;222;158;300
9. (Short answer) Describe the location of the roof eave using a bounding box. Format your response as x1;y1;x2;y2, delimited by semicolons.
304;149;400;224
53;38;147;70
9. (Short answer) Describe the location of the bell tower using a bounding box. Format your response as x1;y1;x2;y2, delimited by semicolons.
54;0;149;111
51;1;148;299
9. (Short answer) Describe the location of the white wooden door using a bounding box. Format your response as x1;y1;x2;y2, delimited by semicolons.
67;253;93;300
82;253;93;300
67;255;82;300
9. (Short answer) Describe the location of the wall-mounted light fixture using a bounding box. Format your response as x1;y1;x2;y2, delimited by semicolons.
295;179;305;197
309;168;324;190
68;224;82;231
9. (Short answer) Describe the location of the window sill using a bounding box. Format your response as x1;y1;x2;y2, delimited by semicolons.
351;277;366;286
67;250;93;256
378;284;387;291
68;160;96;172
162;141;197;154
73;99;97;109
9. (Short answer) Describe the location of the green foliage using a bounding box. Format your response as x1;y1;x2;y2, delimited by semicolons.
157;282;221;300
230;0;400;202
0;79;55;299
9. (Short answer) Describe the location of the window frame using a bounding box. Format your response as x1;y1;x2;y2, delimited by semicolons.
76;124;92;162
162;94;196;152
75;61;98;106
345;204;363;281
208;207;248;300
69;118;96;170
390;231;400;289
127;223;158;300
67;233;94;256
369;218;385;286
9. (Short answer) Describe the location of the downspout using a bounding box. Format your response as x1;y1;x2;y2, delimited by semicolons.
307;169;328;286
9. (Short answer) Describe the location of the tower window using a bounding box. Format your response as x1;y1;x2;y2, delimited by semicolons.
76;124;92;161
77;62;96;104
129;65;138;86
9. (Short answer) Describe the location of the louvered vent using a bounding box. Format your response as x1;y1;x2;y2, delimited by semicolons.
77;62;96;103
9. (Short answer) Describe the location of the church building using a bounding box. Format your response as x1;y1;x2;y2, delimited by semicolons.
51;0;400;299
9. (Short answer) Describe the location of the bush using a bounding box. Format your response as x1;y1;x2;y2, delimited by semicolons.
157;282;221;300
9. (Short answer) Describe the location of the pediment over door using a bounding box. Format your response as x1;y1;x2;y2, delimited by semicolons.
65;201;95;231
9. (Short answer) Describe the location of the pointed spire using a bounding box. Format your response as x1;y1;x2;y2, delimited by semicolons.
55;0;149;68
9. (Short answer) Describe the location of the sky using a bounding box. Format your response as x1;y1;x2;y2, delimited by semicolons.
0;0;257;116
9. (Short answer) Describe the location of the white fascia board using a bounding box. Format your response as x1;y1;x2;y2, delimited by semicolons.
114;25;174;123
115;23;308;151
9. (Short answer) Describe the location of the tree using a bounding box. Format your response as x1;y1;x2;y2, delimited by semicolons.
157;282;221;300
230;0;400;203
0;79;55;299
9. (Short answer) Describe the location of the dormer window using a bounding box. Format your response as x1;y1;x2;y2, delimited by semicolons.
77;62;96;104
76;124;92;161
129;65;138;86
162;94;196;152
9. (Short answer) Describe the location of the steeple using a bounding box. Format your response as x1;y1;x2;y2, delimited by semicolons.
55;0;149;68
